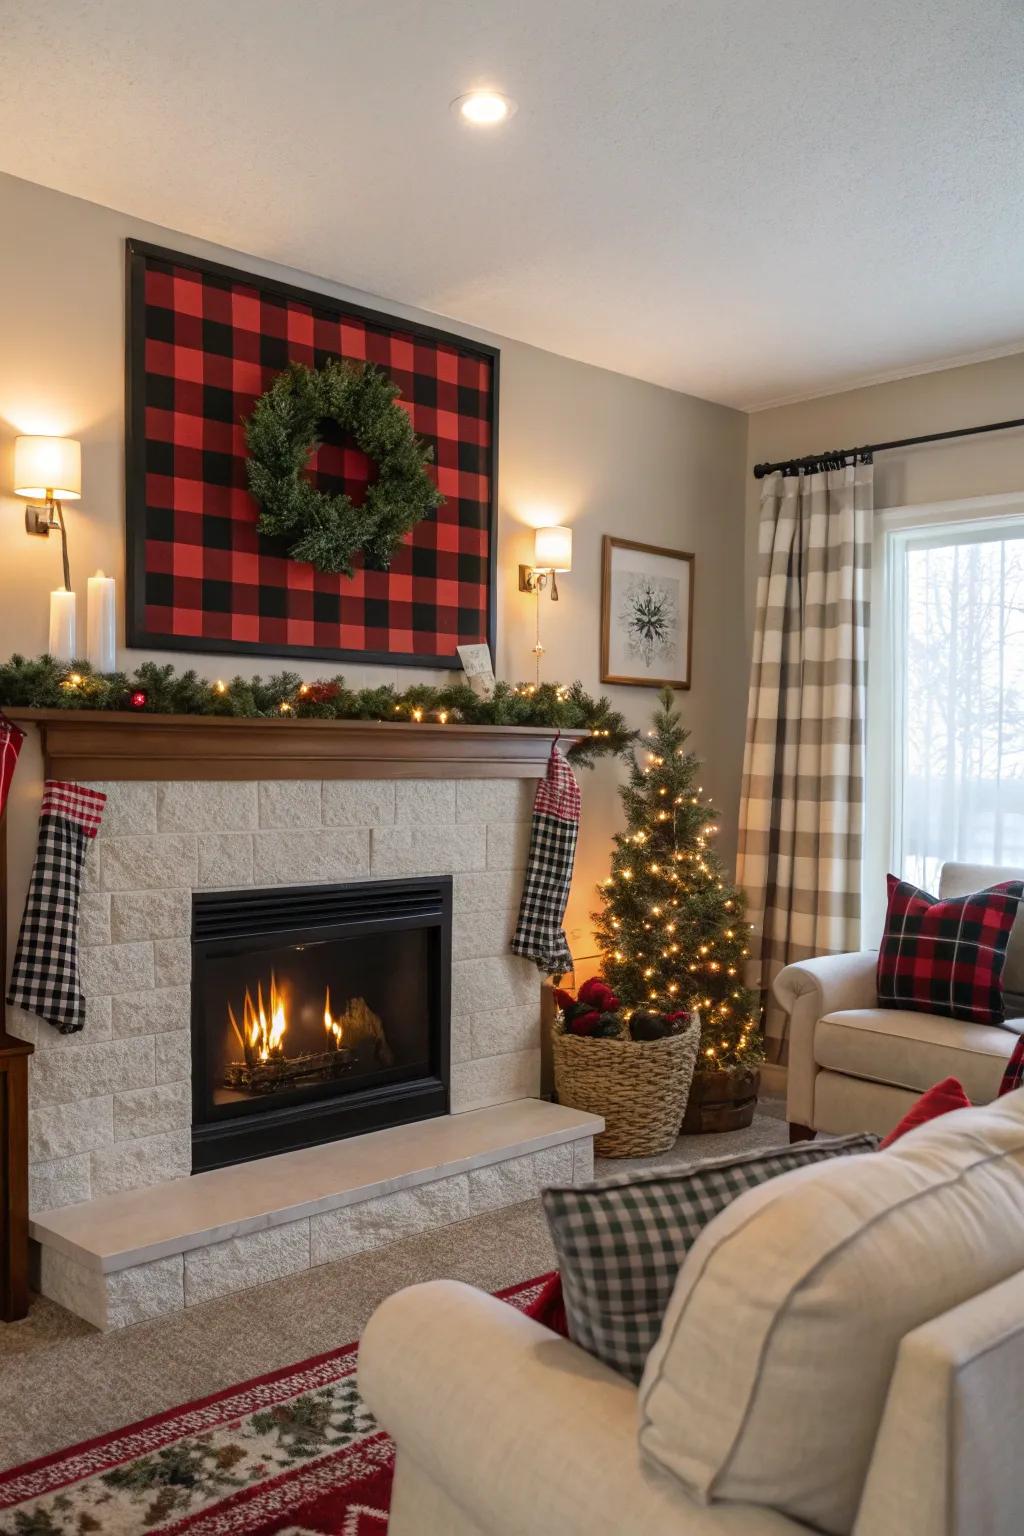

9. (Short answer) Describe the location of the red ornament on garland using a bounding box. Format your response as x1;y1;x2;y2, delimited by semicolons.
300;682;341;705
128;690;147;710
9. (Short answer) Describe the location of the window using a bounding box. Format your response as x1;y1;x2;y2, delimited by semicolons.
866;497;1024;940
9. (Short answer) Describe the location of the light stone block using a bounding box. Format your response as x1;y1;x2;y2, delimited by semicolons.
184;1219;310;1306
467;1144;574;1215
395;780;457;824
452;956;539;1018
259;780;322;828
154;1030;190;1084
310;1176;470;1265
29;1095;113;1162
114;1080;190;1141
90;1130;191;1198
112;987;191;1038
37;1245;108;1329
78;893;111;947
7;997;112;1049
111;889;192;942
153;938;191;988
452;870;522;914
106;1254;185;1328
253;829;370;886
81;838;101;893
456;780;533;823
29;1037;154;1106
30;1154;91;1213
197;833;254;888
573;1138;595;1183
450;1049;541;1112
79;942;154;999
486;821;531;871
470;1003;541;1059
322;781;396;826
451;1012;473;1065
158;781;259;832
370;824;484;879
86;782;158;836
452;909;514;962
101;835;197;892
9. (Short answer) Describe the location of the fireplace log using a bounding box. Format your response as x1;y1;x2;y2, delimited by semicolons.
223;1047;355;1095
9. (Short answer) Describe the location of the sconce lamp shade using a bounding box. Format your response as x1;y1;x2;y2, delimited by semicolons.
534;525;572;572
14;436;82;501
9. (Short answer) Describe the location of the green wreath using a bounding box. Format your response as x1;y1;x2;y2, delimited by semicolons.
243;359;443;577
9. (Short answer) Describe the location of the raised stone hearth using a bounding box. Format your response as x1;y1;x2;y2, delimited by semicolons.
30;1100;600;1329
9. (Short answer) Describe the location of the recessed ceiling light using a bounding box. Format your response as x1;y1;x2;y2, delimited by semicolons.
451;90;517;127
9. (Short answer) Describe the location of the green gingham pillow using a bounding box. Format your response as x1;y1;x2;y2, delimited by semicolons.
541;1133;879;1382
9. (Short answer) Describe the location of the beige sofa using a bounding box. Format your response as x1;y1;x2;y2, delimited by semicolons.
360;1093;1024;1536
776;861;1024;1139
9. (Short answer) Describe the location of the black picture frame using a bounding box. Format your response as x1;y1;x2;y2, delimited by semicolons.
124;239;499;669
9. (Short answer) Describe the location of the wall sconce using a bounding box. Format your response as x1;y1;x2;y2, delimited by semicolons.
15;435;81;588
519;525;573;601
14;435;82;661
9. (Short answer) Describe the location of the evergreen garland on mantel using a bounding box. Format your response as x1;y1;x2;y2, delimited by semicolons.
0;655;635;767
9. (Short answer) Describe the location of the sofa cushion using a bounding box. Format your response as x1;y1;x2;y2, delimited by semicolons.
541;1133;877;1383
877;875;1024;1025
638;1090;1024;1536
815;1006;1014;1103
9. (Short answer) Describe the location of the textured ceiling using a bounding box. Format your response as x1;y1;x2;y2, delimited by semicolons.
2;0;1023;408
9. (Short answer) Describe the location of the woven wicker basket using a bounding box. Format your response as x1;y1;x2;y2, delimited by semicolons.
551;1013;700;1157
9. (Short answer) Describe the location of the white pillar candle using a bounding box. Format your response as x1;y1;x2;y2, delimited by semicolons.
86;570;116;673
48;588;77;662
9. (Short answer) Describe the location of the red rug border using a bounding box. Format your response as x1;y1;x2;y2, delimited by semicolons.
0;1271;552;1494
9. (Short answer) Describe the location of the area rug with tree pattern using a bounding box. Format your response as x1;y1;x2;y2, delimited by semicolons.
0;1275;549;1535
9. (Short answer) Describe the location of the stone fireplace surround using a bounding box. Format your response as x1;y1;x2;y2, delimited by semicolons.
15;769;600;1329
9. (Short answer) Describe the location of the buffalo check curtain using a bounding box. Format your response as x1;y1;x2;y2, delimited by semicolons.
737;463;873;1054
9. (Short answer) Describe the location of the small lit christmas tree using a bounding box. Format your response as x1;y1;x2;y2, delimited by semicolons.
592;689;763;1072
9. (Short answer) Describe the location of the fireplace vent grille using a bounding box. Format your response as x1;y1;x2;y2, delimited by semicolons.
192;877;449;940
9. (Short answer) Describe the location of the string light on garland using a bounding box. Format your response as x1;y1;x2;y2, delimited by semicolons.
0;656;636;770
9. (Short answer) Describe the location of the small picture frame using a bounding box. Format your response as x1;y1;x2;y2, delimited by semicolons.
601;536;694;689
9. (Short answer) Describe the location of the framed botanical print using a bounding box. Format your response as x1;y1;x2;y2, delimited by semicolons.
601;536;694;689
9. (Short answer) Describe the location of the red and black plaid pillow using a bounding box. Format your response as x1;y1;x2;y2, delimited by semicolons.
877;875;1024;1025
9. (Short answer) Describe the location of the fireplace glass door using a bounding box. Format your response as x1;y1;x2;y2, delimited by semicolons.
191;877;451;1171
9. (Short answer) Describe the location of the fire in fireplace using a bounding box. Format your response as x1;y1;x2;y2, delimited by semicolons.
191;877;451;1172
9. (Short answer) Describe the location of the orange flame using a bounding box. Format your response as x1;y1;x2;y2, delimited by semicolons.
241;971;288;1061
324;985;344;1049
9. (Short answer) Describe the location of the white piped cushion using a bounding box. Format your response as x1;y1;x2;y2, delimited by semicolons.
637;1090;1024;1536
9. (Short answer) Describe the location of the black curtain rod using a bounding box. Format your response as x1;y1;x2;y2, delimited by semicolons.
752;414;1024;480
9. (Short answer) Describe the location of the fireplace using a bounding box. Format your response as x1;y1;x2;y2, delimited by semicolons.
190;876;451;1172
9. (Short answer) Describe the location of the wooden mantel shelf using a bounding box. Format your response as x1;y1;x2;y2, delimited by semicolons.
6;708;587;782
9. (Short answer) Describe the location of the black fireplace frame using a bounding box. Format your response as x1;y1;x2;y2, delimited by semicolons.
190;876;451;1173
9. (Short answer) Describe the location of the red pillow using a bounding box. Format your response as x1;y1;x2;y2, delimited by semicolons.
879;1076;972;1149
523;1271;569;1336
877;874;1024;1025
1000;1033;1024;1097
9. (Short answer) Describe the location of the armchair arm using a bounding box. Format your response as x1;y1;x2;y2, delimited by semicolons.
359;1279;801;1536
773;951;878;1127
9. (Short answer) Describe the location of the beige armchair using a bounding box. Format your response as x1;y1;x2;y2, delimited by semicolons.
774;862;1024;1140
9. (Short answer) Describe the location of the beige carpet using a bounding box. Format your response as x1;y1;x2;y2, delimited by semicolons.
0;1106;788;1472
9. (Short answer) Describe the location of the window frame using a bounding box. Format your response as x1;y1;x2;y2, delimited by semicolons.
864;491;1024;946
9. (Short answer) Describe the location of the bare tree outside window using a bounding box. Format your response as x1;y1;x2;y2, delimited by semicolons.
901;528;1024;890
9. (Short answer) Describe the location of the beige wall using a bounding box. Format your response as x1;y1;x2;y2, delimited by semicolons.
0;172;749;964
745;352;1024;634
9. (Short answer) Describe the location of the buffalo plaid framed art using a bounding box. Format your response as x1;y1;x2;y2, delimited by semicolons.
125;240;498;667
